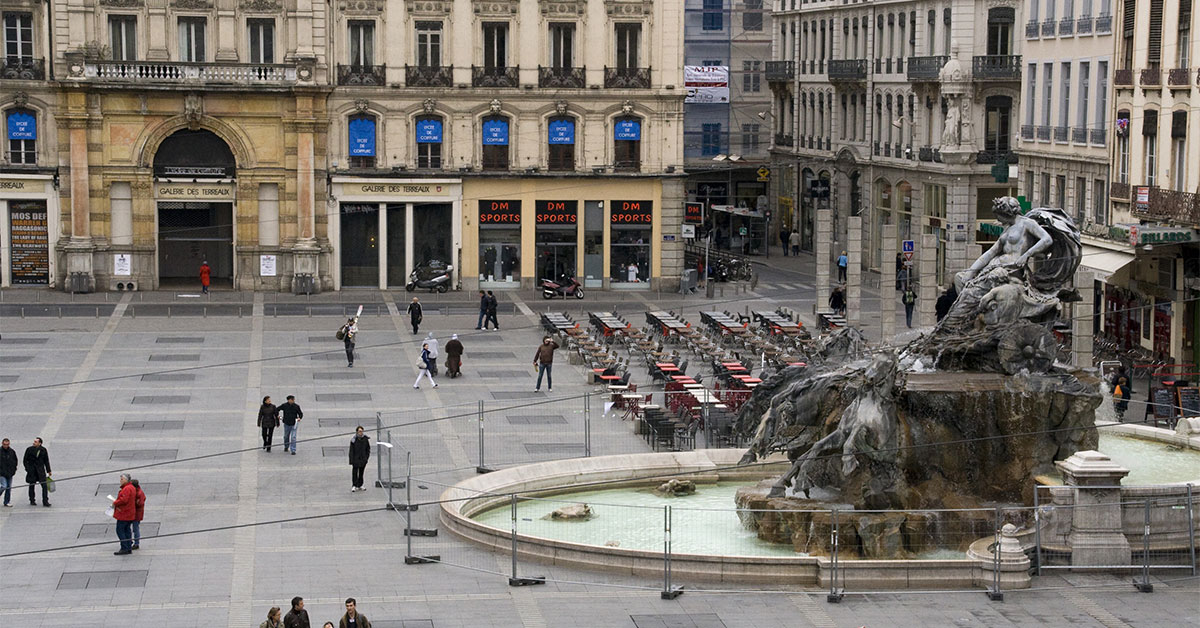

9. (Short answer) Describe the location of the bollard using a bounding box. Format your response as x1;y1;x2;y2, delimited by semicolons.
58;306;62;319
203;306;207;318
1135;499;1154;592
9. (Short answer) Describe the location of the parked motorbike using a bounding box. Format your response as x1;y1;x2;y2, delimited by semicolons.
406;260;453;293
541;275;585;299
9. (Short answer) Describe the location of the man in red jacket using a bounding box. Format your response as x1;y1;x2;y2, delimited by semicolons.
131;478;147;550
111;474;137;555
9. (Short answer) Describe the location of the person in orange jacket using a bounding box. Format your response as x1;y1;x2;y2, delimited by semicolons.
199;260;211;294
111;473;137;555
131;478;147;550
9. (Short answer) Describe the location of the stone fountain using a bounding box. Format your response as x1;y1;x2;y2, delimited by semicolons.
734;198;1103;558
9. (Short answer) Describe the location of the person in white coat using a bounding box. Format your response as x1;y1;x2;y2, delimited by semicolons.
423;332;440;376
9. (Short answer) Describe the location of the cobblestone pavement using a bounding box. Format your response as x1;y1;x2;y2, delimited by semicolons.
0;287;1195;627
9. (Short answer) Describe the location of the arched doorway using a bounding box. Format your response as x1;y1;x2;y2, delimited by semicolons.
153;129;236;289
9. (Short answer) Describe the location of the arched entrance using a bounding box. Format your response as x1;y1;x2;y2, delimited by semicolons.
153;129;236;288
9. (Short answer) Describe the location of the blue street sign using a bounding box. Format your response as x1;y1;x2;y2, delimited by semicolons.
902;240;915;253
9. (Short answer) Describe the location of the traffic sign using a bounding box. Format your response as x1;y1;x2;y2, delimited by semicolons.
756;166;771;182
902;239;915;262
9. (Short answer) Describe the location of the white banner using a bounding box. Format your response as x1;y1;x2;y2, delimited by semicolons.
684;66;730;103
113;254;132;276
260;254;277;277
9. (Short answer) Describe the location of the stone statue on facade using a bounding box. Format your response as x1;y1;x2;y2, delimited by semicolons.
941;98;960;146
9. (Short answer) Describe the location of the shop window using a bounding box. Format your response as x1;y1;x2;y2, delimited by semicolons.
347;114;376;169
6;108;36;165
415;116;443;169
481;115;510;171
613;116;642;171
536;200;578;281
610;200;652;284
478;199;521;287
547;116;575;171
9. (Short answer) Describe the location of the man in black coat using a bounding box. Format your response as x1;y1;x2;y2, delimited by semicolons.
23;437;51;507
283;596;310;628
0;438;17;507
348;426;371;492
484;291;499;331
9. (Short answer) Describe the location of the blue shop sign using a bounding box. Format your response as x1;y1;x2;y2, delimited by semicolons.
348;117;376;157
7;111;36;141
482;118;509;146
548;119;575;145
614;119;641;141
416;118;442;144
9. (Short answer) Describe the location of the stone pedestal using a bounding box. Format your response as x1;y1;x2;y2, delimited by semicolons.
881;223;897;341
846;216;861;325
967;523;1032;590
1055;450;1131;567
291;241;321;294
63;239;95;292
815;208;832;313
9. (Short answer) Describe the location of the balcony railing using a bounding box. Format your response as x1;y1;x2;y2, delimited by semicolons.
405;65;452;87
1168;68;1191;87
1059;18;1075;35
773;132;794;147
828;59;868;81
538;66;585;88
1110;181;1130;202
1037;125;1051;141
87;60;296;83
1054;126;1069;142
907;55;948;81
1072;127;1089;143
1076;16;1094;34
972;55;1021;80
1021;125;1035;140
1026;21;1040;38
337;64;385;86
1096;14;1113;33
1042;19;1056;36
1;57;45;80
1140;68;1162;86
765;60;796;82
976;150;1017;164
1090;128;1107;145
1114;68;1133;86
604;66;651;88
918;146;934;161
473;65;519;88
1141;186;1200;225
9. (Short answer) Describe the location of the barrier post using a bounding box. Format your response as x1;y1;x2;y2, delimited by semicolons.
508;493;545;586
827;509;843;602
1188;484;1196;576
1034;485;1043;576
374;412;383;488
661;505;682;599
476;400;492;474
987;507;1004;601
1135;499;1154;592
584;392;592;457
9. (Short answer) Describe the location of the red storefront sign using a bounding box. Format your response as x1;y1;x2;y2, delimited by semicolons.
479;200;521;224
611;200;653;224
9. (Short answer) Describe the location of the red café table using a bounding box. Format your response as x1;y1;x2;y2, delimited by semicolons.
671;376;696;382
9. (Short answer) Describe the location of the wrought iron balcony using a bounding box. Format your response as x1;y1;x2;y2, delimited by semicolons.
918;146;934;161
1021;125;1035;140
1110;181;1130;202
337;64;385;86
538;66;585;88
828;59;868;82
405;65;452;87
1059;18;1075;35
1096;14;1112;33
1140;68;1162;86
1141;186;1200;225
972;55;1021;80
1;57;45;80
1114;68;1133;87
1076;16;1094;34
765;60;795;82
976;150;1017;164
1072;127;1089;143
1036;125;1051;141
907;55;948;81
473;65;519;88
773;132;793;147
1026;21;1040;38
1168;68;1191;87
1054;126;1069;142
86;60;296;83
1090;128;1107;145
604;66;651;88
1042;19;1056;36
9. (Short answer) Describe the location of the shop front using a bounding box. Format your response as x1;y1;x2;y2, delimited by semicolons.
610;200;653;286
478;199;521;289
535;200;578;283
329;178;462;289
0;173;57;288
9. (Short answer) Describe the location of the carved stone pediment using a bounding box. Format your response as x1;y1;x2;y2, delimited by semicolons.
406;0;451;16
605;0;652;18
100;0;144;7
339;0;384;15
170;0;212;9
540;0;586;17
473;0;519;17
240;0;282;12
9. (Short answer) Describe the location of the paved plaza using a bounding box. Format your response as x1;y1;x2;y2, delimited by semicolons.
0;283;1196;627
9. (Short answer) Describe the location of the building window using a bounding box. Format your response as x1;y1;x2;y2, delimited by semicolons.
1171;110;1186;191
416;21;441;67
1075;177;1088;223
613;116;642;171
416;116;443;169
483;22;508;69
549;23;574;69
1040;173;1051;205
481;115;510;171
248;19;274;65
109;15;137;62
4;12;33;62
703;0;723;31
1179;1;1191;67
347;114;376;169
741;123;760;153
1059;62;1071;131
1042;63;1053;127
743;0;763;31
701;123;722;156
1144;109;1158;187
349;20;374;66
984;96;1012;153
1025;171;1034;202
1147;0;1163;68
615;23;641;69
1026;64;1037;127
743;60;761;92
547;116;575;171
1056;175;1066;209
1096;61;1108;134
1117;109;1130;183
178;17;206;62
1093;178;1107;223
1077;61;1090;132
5;108;36;165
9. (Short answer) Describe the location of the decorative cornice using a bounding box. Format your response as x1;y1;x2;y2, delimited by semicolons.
100;0;144;7
473;0;519;17
406;0;451;16
539;0;586;18
239;0;282;12
339;0;384;15
170;0;212;9
604;0;653;18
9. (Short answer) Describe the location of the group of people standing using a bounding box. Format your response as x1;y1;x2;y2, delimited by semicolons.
0;437;52;508
261;596;372;628
109;473;147;555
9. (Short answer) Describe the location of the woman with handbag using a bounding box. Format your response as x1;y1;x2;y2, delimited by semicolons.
257;396;280;452
413;343;438;389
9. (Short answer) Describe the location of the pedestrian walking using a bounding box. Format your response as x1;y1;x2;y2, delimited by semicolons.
444;334;464;378
284;597;311;628
836;250;848;282
789;230;800;256
339;598;372;628
257;396;280;452
199;260;211;294
779;227;789;257
279;395;304;455
339;317;358;367
22;437;50;507
484;291;500;330
348;426;370;492
935;285;957;322
111;473;136;555
475;290;488;329
828;285;846;317
413;343;438;389
533;335;559;393
407;297;423;334
0;438;16;507
131;478;146;549
902;287;917;328
260;607;284;628
1113;377;1131;421
424;332;440;376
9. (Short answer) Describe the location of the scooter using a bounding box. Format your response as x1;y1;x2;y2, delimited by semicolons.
541;275;585;299
406;260;453;293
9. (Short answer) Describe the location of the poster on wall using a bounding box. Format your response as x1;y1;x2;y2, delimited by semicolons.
260;254;277;277
114;254;132;276
614;119;641;141
348;117;376;156
684;66;730;103
6;110;36;140
548;119;575;144
416;118;442;143
9;202;49;284
482;119;509;145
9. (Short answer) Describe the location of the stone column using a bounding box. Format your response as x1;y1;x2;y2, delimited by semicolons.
1073;268;1095;368
291;96;320;293
881;223;897;341
1055;450;1131;567
846;215;862;326
816;208;832;313
63;116;94;291
918;233;937;327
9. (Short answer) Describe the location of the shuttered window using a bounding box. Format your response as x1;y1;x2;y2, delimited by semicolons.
1147;0;1163;66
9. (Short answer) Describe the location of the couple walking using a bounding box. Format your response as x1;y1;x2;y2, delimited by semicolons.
257;395;305;454
475;291;500;330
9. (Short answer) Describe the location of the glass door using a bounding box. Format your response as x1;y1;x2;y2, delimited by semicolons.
340;204;378;287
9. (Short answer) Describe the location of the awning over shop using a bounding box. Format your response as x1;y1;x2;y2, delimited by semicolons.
1079;244;1136;280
